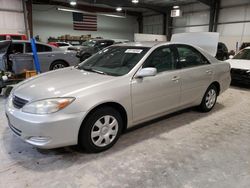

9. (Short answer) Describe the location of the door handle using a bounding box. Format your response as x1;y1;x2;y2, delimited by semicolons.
206;69;213;74
172;76;180;82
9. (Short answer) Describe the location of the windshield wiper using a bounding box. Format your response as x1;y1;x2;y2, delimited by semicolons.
82;67;107;75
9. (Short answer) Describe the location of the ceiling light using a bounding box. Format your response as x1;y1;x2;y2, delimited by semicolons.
69;0;77;6
57;8;127;18
173;6;179;9
132;0;139;3
116;7;122;12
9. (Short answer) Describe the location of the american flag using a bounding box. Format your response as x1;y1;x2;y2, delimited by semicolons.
72;12;97;31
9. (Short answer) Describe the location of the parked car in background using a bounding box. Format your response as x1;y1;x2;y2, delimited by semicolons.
240;42;250;50
216;42;229;61
0;40;80;73
227;47;250;84
48;42;73;50
0;34;27;41
75;39;115;61
5;41;231;152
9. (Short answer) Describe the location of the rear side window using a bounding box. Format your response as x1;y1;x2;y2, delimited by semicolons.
36;44;52;52
25;43;52;53
176;45;209;68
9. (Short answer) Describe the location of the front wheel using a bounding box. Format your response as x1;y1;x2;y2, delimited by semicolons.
78;107;123;153
199;85;218;112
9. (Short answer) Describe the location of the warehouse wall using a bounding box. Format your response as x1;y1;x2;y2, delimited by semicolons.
172;3;209;34
143;12;164;35
172;0;250;51
0;0;25;34
33;5;138;42
218;0;250;50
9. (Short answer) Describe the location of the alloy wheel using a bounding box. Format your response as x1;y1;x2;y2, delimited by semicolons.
205;89;216;109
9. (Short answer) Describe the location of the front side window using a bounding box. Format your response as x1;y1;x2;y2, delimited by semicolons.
143;46;176;73
77;46;149;76
233;49;250;60
176;45;209;68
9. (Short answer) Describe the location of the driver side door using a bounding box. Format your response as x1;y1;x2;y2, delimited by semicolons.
131;45;181;123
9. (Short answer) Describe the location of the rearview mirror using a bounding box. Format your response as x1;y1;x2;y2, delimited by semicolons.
135;68;157;78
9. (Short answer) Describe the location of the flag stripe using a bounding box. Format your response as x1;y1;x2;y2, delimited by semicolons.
72;12;97;31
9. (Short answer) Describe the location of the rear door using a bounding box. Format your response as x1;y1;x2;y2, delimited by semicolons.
175;44;214;106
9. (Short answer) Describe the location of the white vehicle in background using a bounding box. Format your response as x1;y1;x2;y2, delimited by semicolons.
56;42;73;50
227;47;250;84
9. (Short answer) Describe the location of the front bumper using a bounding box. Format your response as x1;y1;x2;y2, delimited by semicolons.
231;68;250;84
5;103;86;149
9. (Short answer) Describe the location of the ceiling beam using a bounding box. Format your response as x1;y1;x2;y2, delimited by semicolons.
80;0;169;13
32;0;142;17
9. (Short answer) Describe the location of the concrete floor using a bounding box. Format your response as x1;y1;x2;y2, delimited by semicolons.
0;86;250;188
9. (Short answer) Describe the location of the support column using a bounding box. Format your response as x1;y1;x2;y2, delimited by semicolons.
25;0;33;38
166;11;173;41
137;14;143;33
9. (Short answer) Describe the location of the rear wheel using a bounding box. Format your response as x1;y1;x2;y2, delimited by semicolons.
50;61;68;70
199;85;218;112
78;107;123;153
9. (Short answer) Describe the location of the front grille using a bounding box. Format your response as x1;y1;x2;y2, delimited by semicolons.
12;96;29;109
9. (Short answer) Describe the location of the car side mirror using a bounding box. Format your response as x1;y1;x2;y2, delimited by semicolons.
229;55;234;59
135;68;157;78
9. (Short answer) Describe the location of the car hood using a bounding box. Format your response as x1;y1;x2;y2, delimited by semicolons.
227;59;250;70
13;67;115;101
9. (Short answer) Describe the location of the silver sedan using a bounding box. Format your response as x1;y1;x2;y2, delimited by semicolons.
5;42;231;152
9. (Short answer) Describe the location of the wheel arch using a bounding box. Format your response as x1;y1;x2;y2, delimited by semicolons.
50;59;69;70
210;81;221;95
78;102;128;139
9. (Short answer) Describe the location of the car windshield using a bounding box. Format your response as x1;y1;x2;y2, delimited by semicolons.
82;40;97;47
77;46;149;76
233;49;250;60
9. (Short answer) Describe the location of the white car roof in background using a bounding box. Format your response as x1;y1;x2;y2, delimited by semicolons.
171;32;219;57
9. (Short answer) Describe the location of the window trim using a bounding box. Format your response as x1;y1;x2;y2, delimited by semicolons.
174;44;210;69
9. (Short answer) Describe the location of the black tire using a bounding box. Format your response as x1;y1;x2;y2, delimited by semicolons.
199;84;218;112
50;61;68;70
80;53;91;62
78;107;123;153
0;87;2;95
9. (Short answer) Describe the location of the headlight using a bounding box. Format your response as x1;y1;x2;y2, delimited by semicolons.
22;97;75;114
